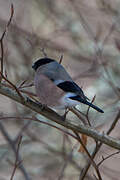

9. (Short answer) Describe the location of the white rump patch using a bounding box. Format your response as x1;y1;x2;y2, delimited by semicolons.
61;93;80;107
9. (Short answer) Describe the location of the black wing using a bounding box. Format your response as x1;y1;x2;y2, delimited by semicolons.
57;81;87;100
56;81;104;113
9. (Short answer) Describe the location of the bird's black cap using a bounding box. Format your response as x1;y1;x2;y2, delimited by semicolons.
32;58;55;71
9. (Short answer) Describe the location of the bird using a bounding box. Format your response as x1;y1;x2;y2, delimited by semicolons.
32;57;104;113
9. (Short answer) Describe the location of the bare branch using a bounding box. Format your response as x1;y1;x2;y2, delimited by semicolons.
40;48;47;57
10;136;22;180
0;72;24;101
97;151;120;167
0;4;14;81
17;79;29;89
74;132;102;180
86;95;96;126
0;122;30;180
0;85;120;150
0;116;77;141
59;54;63;64
69;0;95;42
69;107;87;125
80;110;120;179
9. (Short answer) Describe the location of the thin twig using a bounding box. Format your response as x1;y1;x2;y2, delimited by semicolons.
69;0;95;42
0;72;24;101
86;95;96;126
10;136;22;180
17;79;29;89
74;131;102;180
58;146;75;180
0;4;24;101
1;82;36;97
79;110;120;179
18;83;34;89
59;54;63;64
0;4;14;82
32;116;78;140
69;107;87;125
79;13;120;179
102;19;117;48
14;121;31;144
70;107;89;153
40;48;47;57
97;151;120;167
106;110;120;135
0;115;78;141
0;122;30;180
26;129;83;172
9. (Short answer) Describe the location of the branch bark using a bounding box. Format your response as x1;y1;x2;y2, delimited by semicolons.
0;84;120;150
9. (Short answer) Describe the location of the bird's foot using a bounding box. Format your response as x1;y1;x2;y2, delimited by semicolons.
62;108;69;121
34;99;47;110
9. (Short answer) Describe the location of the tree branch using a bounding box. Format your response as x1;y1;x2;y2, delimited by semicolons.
0;85;120;150
10;136;23;180
0;4;14;81
79;109;120;179
74;132;102;180
0;122;30;180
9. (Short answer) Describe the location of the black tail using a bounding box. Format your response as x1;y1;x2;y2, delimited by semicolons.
70;96;104;113
84;100;104;113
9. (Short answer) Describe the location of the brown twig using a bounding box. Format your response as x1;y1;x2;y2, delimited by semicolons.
14;121;31;144
97;151;120;167
102;19;116;48
70;97;96;153
0;115;78;141
79;12;120;179
10;136;22;180
95;16;120;99
26;128;83;172
70;107;89;153
18;83;34;89
0;4;24;102
74;131;102;180
32;116;78;140
0;72;24;101
0;122;30;180
1;82;36;97
17;79;29;89
86;95;96;126
69;107;87;125
40;48;47;57
58;144;75;180
69;0;95;42
0;4;14;82
59;54;63;64
80;110;120;179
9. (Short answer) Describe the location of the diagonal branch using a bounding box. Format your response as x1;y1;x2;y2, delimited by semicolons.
0;84;120;150
97;150;120;167
79;110;120;179
0;122;30;180
74;131;102;180
10;136;23;180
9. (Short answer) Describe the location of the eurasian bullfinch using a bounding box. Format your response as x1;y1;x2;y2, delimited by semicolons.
32;58;104;113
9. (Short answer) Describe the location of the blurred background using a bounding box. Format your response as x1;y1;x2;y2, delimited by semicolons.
0;0;120;179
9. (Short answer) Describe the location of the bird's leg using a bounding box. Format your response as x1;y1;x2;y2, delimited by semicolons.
33;99;47;110
62;108;69;121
